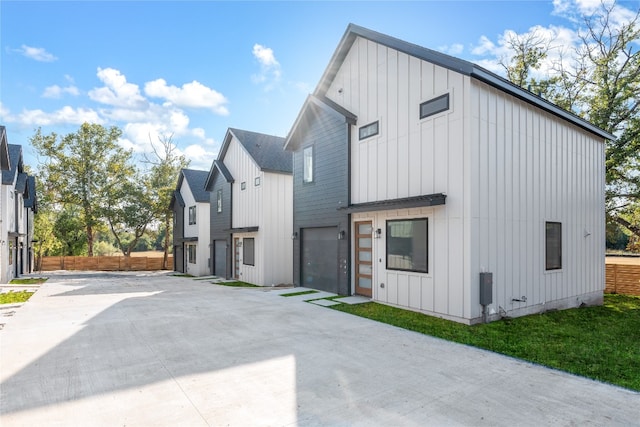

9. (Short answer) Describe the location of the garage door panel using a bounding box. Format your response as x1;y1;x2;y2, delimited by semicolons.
301;227;338;293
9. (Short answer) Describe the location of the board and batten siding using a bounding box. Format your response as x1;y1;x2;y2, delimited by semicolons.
226;137;262;229
469;80;605;321
326;36;468;320
261;172;293;285
181;181;210;277
290;103;351;294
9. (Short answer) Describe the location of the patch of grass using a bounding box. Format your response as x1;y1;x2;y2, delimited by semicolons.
172;273;194;277
0;291;34;304
331;294;640;392
9;278;48;284
215;281;259;287
281;290;319;297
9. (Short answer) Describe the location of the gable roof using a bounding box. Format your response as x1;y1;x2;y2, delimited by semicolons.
169;190;185;209
0;126;10;171
313;23;614;141
2;144;23;185
24;176;37;212
179;168;210;203
285;94;358;150
221;128;292;174
204;159;234;191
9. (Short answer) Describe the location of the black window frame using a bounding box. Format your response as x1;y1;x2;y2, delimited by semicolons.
241;182;246;190
303;145;314;184
359;120;379;140
188;244;197;264
420;93;450;119
255;176;261;186
386;218;428;273
188;206;197;225
545;222;562;271
243;237;255;266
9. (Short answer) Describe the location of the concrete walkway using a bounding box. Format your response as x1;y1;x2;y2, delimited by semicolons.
1;271;638;426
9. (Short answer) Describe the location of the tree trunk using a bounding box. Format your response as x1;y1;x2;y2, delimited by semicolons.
87;223;94;257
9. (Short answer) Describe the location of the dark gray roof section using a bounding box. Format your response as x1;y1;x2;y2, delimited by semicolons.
227;128;291;174
339;193;447;213
181;169;210;203
204;159;234;191
285;95;357;150
0;126;10;171
315;24;614;141
24;176;37;211
15;172;27;194
169;190;185;209
2;144;23;185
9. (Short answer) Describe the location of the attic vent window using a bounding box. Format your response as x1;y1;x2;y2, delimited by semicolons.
359;121;379;140
420;93;449;119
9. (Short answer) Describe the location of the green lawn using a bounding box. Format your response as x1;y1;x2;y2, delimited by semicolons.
331;294;640;392
0;291;34;304
9;277;48;285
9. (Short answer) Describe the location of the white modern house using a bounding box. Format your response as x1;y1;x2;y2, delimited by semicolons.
170;169;210;277
0;133;37;283
205;128;293;286
285;24;612;324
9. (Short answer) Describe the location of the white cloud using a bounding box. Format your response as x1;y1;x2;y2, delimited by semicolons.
144;79;229;115
42;84;80;99
88;67;148;109
17;45;57;62
438;43;464;55
12;106;103;126
183;143;217;170
252;43;282;91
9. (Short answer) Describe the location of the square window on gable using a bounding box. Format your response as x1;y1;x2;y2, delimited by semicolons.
359;121;379;140
241;182;246;190
255;176;261;186
420;93;449;119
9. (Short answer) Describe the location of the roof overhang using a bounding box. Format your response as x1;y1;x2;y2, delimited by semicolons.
338;193;446;213
227;226;259;233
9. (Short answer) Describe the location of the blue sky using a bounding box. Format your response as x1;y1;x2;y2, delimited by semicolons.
1;0;638;171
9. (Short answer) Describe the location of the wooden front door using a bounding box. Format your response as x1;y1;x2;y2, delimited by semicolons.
355;221;373;297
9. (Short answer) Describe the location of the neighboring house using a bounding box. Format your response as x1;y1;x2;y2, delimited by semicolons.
284;24;612;324
204;128;293;286
0;127;10;283
170;169;210;276
23;176;38;274
0;137;38;283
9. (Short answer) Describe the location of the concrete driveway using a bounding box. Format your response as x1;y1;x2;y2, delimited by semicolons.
1;271;638;426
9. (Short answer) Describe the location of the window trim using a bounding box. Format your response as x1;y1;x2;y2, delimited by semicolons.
420;93;450;119
385;218;429;274
545;221;562;271
188;244;197;264
243;237;255;266
188;206;197;225
216;190;222;213
303;145;314;184
254;176;261;187
359;120;379;140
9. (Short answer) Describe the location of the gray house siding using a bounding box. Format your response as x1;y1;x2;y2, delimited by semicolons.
172;197;185;273
209;177;233;278
290;103;351;295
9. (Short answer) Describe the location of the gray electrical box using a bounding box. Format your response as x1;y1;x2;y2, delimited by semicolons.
479;272;493;305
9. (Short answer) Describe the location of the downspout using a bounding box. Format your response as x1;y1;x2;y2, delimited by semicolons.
346;121;352;296
228;181;233;280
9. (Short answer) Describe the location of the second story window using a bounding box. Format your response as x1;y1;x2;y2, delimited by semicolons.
189;206;197;224
217;190;223;213
303;145;314;183
359;121;379;140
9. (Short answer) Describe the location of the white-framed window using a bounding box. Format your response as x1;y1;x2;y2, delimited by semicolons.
545;222;562;270
188;244;197;264
420;93;450;119
386;218;428;273
303;145;314;183
188;206;197;224
359;121;379;140
217;190;223;213
243;238;255;266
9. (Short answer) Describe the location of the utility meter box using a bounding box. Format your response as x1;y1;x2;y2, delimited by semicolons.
479;272;493;305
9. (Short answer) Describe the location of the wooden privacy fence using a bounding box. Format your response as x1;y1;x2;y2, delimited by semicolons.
605;264;640;296
39;256;174;272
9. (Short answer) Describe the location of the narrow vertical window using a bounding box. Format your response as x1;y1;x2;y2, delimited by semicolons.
545;222;562;270
189;206;197;224
241;182;246;190
217;190;222;213
243;238;255;266
255;176;261;186
303;146;314;183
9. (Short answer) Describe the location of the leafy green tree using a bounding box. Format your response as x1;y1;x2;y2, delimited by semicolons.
54;206;88;256
31;123;136;256
142;134;189;268
500;2;640;243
